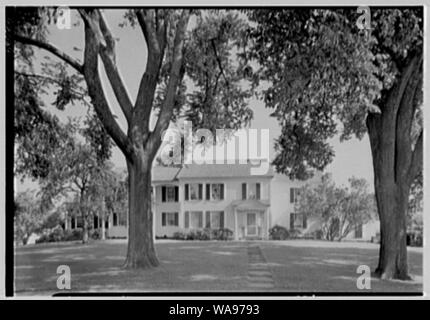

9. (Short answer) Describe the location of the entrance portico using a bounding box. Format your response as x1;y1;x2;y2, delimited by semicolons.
232;199;270;240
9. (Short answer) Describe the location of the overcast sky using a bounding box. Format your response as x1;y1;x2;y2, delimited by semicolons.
16;9;374;192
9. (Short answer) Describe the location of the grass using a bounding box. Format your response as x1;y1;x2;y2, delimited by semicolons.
259;240;422;293
14;239;422;296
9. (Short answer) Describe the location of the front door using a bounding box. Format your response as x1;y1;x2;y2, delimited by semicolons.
246;213;257;236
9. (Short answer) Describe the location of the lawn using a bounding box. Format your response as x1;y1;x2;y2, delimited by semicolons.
14;239;422;296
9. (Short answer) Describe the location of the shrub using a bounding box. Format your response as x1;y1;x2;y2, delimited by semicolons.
49;226;64;242
89;229;101;240
269;225;290;240
172;232;186;240
63;229;83;241
35;234;50;244
212;228;234;240
36;228;83;244
186;231;196;240
289;229;302;239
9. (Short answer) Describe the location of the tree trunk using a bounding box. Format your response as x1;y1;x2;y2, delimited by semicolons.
80;190;89;244
123;155;159;268
373;182;410;280
365;52;422;280
101;214;106;240
367;116;412;280
82;215;89;243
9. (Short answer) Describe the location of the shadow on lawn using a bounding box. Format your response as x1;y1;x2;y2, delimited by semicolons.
260;244;423;292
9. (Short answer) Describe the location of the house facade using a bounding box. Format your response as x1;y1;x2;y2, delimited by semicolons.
66;162;379;241
106;162;317;240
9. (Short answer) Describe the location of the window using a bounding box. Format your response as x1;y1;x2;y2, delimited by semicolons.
205;211;224;229
242;183;261;200
185;183;203;201
166;186;175;202
290;213;307;229
184;211;203;229
94;216;99;229
162;186;178;202
113;213;118;226
162;212;179;227
242;183;247;200
209;183;224;200
354;224;363;238
290;188;301;203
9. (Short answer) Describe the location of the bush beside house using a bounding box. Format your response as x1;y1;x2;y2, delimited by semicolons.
169;228;234;241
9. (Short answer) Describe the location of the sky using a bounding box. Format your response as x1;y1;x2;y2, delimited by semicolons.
16;9;375;192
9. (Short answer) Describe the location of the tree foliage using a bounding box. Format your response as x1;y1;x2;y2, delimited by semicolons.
296;174;376;241
14;190;46;245
245;8;422;180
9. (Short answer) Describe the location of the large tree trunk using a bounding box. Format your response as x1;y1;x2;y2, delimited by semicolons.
123;155;159;269
372;174;410;279
366;53;422;280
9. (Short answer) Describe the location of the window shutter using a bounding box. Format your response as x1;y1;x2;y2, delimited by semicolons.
242;183;247;200
206;184;210;200
206;211;211;228
303;214;307;229
174;213;179;226
162;186;166;202
290;188;294;203
220;184;224;200
185;184;189;200
162;213;166;226
184;211;189;228
256;183;261;200
290;213;294;230
175;186;179;202
198;212;203;228
220;211;224;228
198;184;203;200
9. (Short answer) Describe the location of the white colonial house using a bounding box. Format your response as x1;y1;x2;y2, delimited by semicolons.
66;161;379;241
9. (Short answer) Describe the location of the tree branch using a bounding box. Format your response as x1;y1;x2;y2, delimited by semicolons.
13;34;83;74
395;60;422;182
97;12;133;123
150;10;190;151
14;71;91;106
134;9;168;136
80;10;134;161
408;129;423;184
136;9;161;55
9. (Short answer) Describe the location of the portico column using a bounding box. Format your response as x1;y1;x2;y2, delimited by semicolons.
234;209;238;240
64;214;68;230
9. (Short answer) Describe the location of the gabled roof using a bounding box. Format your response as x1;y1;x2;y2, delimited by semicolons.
176;162;274;179
231;199;270;210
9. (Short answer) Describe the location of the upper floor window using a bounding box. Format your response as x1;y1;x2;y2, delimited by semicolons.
161;186;178;202
290;187;301;204
242;183;261;200
206;183;224;200
185;183;203;201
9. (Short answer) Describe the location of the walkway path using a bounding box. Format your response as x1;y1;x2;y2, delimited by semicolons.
246;243;275;290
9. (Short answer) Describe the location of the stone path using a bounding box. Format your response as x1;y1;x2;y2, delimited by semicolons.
247;243;275;289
